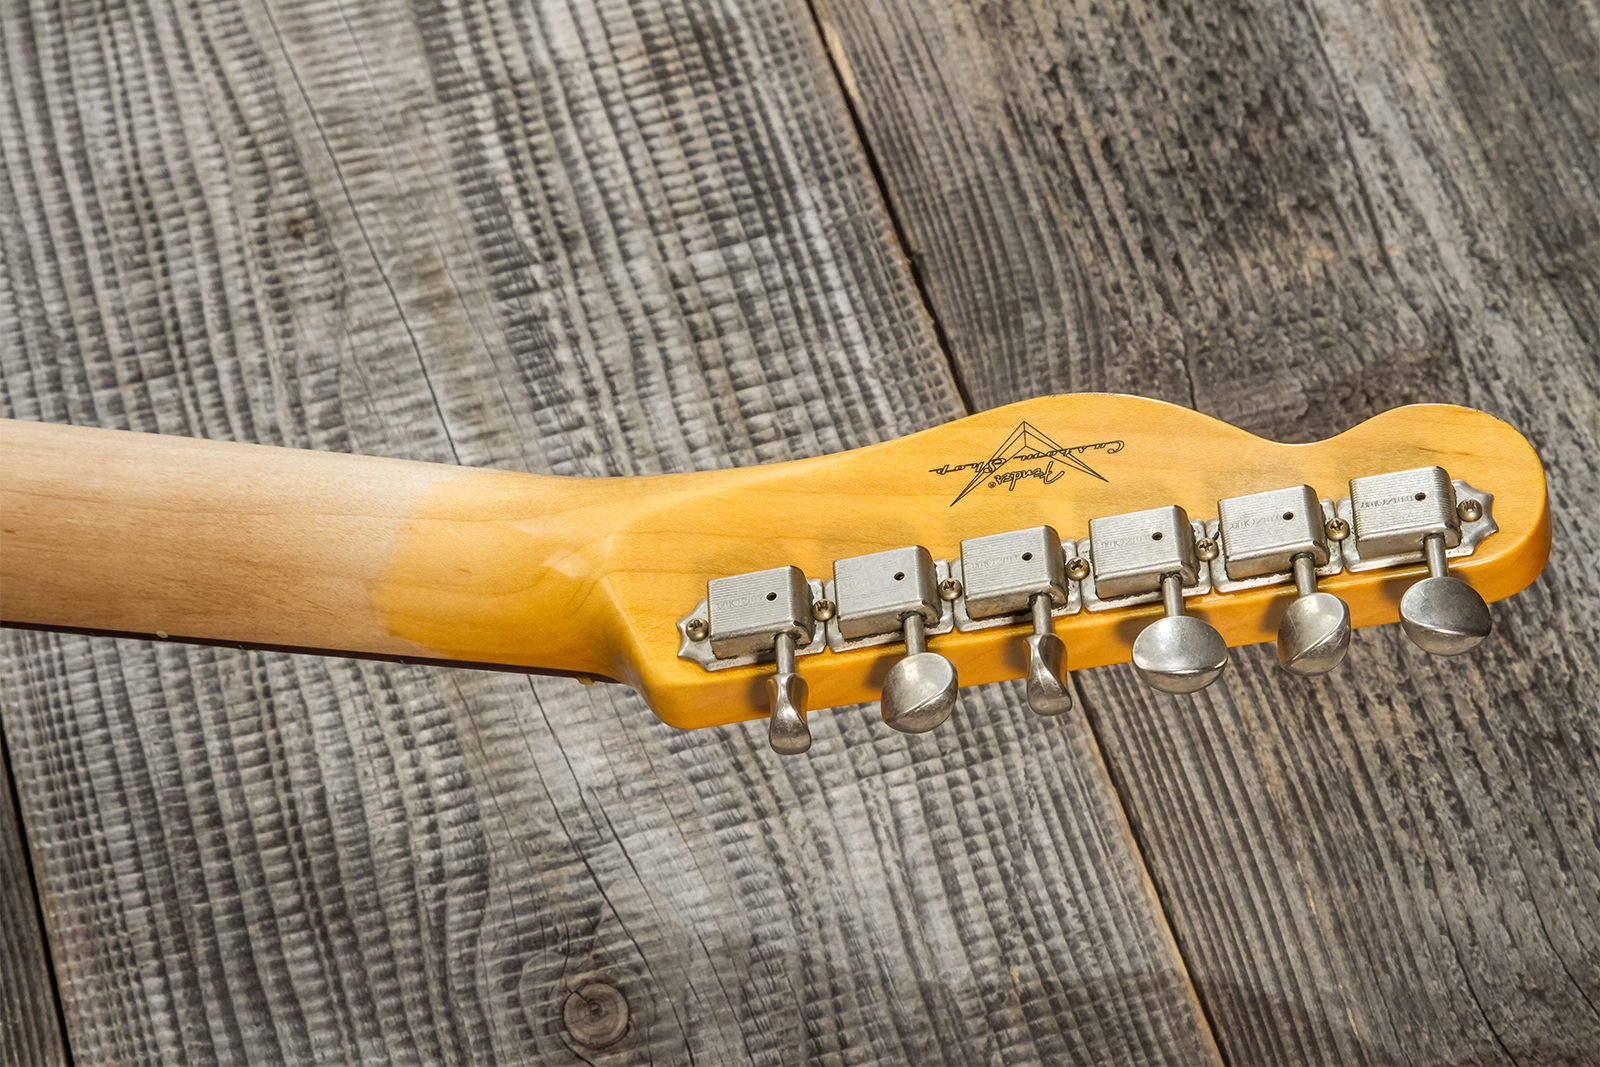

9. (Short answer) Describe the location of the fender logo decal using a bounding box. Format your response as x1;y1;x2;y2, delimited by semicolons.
930;421;1123;506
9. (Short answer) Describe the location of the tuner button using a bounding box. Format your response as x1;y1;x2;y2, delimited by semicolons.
1134;615;1229;693
1401;577;1492;655
1395;531;1491;655
1400;535;1491;655
1024;593;1072;716
1132;574;1229;694
881;612;958;733
1276;554;1351;677
1279;592;1352;675
882;653;958;733
765;632;811;755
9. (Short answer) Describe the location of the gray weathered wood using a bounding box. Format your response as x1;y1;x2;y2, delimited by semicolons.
0;0;1219;1062
0;750;66;1067
818;0;1600;1061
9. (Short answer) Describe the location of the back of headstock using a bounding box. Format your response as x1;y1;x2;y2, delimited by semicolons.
620;394;1548;750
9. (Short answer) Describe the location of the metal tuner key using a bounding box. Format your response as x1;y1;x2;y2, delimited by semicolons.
1217;485;1351;676
831;547;958;733
706;566;816;754
1350;468;1491;655
958;526;1073;715
1090;505;1229;694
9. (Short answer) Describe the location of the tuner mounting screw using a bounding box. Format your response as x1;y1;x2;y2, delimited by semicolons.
1065;556;1091;581
1325;517;1351;542
1457;499;1483;523
1195;537;1220;562
938;577;964;602
685;618;709;642
811;598;836;622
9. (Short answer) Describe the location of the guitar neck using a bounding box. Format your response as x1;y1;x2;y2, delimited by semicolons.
2;397;1550;734
0;418;645;682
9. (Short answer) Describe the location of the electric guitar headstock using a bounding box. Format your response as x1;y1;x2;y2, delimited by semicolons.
634;395;1548;752
0;394;1549;752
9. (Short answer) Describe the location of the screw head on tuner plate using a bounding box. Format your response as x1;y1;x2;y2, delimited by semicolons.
881;652;958;733
1132;615;1229;693
1277;591;1352;676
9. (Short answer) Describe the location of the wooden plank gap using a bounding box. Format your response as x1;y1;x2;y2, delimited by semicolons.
0;720;72;1067
803;0;976;416
1070;672;1234;1066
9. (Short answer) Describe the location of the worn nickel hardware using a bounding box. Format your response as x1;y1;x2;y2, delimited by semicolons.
676;463;1503;753
830;547;959;734
1348;467;1493;655
1216;485;1351;675
957;526;1073;715
694;566;820;753
1087;505;1230;694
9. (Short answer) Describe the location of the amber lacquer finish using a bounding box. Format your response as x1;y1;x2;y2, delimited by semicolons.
0;396;1549;729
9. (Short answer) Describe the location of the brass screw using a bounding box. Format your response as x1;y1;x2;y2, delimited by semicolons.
938;577;964;602
1325;517;1351;542
1065;556;1091;581
1195;537;1220;562
685;618;709;641
811;598;836;622
1458;499;1483;523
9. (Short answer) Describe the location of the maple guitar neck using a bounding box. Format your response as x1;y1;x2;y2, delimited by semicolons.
0;395;1549;731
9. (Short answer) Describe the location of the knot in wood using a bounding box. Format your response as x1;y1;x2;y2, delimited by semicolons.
563;982;628;1049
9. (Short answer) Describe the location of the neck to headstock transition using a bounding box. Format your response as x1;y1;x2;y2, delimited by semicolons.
0;396;1548;730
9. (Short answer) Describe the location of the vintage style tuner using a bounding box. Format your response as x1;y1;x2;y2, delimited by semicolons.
829;547;959;733
1216;485;1350;675
1088;505;1230;693
958;526;1073;715
705;566;818;754
1348;468;1493;654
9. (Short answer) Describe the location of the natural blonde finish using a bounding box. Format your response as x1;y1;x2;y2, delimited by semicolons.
1;395;1548;729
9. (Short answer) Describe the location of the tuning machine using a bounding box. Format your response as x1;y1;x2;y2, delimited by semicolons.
1345;468;1492;654
1215;485;1350;676
1084;505;1229;693
826;547;958;733
678;566;825;754
955;526;1074;715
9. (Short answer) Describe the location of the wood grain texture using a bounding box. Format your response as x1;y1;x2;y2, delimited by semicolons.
819;0;1600;1061
0;748;66;1067
0;0;1219;1063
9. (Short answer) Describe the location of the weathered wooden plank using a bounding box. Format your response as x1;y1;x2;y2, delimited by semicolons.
818;0;1600;1061
0;0;1219;1063
0;749;66;1067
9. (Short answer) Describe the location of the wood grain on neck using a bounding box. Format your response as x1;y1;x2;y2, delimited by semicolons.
0;419;629;678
